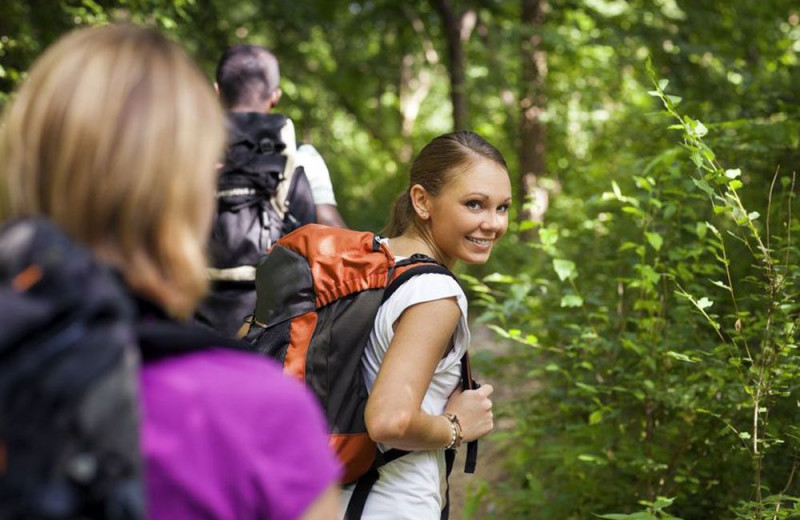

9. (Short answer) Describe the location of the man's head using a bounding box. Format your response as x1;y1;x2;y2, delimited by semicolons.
215;44;281;112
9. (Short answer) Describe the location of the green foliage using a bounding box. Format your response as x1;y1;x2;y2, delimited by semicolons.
3;2;800;518
469;65;800;520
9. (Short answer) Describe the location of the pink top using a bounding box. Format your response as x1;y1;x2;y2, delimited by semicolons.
140;347;341;519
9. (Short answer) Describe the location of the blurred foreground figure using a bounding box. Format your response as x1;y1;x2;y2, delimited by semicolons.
0;24;340;520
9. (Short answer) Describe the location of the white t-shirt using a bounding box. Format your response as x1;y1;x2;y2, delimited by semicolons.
341;272;470;519
296;144;337;206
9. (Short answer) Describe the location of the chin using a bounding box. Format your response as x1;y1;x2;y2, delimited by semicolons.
460;252;492;265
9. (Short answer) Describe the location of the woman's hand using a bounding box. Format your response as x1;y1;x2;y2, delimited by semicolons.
444;384;494;442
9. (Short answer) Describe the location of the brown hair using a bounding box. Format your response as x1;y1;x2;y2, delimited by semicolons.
384;131;508;237
0;25;226;318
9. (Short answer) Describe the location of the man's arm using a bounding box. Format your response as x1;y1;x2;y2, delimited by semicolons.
316;204;347;228
295;144;348;228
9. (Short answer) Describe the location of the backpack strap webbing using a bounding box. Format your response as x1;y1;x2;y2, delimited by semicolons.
383;254;456;304
344;448;407;520
440;448;457;520
461;351;479;474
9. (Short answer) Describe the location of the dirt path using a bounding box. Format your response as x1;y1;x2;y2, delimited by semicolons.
447;325;517;520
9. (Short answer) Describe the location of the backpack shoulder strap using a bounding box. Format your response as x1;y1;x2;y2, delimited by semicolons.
272;117;298;217
383;254;457;304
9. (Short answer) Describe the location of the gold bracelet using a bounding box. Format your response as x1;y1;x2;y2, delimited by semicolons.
443;413;463;449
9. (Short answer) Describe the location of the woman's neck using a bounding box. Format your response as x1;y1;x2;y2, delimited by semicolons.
387;232;453;269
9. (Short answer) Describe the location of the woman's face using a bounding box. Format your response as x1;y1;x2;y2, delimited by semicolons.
423;157;512;267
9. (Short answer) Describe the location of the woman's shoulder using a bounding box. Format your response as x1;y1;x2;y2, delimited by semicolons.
140;347;314;414
385;272;467;309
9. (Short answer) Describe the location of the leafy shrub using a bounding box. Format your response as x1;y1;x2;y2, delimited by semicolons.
470;67;800;519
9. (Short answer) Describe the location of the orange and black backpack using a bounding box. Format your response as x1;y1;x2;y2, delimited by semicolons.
242;224;477;519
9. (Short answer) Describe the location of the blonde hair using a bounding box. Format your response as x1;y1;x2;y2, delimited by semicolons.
0;25;226;319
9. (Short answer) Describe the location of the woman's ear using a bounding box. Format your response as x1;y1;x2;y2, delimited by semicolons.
409;184;431;221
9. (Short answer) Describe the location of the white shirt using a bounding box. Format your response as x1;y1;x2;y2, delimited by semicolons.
295;144;338;206
341;272;470;519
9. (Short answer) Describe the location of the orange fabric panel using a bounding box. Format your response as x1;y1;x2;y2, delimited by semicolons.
331;432;377;484
280;224;394;307
283;312;318;382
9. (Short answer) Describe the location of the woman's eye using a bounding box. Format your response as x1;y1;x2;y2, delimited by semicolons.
466;200;482;210
498;204;510;213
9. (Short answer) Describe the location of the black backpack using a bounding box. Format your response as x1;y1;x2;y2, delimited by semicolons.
0;218;144;520
196;112;317;337
0;218;247;520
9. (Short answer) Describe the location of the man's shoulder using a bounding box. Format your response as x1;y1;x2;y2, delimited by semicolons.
296;142;324;161
295;143;328;176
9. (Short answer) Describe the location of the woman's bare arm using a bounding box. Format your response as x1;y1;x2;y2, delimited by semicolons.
299;483;340;520
364;296;495;450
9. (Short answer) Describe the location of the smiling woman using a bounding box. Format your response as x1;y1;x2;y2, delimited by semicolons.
340;132;511;519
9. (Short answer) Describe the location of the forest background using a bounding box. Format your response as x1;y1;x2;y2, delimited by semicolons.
2;1;800;518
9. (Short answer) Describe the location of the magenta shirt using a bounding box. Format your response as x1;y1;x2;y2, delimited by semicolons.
140;347;341;519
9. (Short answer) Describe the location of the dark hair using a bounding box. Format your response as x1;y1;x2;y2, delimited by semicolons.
215;44;280;109
384;131;508;237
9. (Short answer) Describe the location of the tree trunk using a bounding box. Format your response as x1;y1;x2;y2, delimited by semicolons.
399;8;439;161
519;0;548;228
432;0;476;131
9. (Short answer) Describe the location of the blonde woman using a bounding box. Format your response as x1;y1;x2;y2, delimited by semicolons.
0;25;340;520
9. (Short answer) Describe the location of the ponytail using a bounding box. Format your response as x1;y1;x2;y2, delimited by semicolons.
383;190;414;237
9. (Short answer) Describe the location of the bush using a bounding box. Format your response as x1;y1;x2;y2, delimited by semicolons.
470;69;800;519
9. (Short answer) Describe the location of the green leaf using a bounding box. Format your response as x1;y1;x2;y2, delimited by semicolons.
696;297;713;309
748;211;760;221
692;178;714;196
695;222;707;238
710;280;731;290
486;324;510;339
589;410;603;425
553;259;577;281
645;232;663;251
611;180;623;198
519;220;537;231
482;273;515;284
692;120;708;138
597;513;657;520
539;227;559;246
652;497;676;509
561;294;584;307
666;351;696;363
